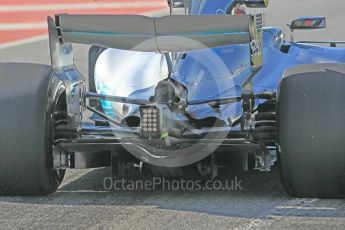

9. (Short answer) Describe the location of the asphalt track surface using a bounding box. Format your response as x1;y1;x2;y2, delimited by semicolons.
1;0;345;229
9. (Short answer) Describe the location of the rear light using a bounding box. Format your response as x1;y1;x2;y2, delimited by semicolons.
140;106;160;136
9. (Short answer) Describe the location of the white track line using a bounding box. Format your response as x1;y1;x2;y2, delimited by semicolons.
0;9;169;31
0;23;46;30
0;2;165;12
0;8;169;31
0;35;48;50
234;198;320;230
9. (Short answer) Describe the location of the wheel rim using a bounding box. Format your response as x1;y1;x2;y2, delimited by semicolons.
46;82;69;187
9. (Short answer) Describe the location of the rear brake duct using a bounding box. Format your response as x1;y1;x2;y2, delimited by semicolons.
48;16;86;132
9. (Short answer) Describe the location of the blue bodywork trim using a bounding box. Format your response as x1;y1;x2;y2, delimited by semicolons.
63;31;153;37
64;31;249;37
157;31;250;36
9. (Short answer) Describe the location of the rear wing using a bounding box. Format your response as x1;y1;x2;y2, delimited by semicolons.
48;14;263;71
53;14;250;52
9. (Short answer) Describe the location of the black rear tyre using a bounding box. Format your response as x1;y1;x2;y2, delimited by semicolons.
0;63;65;196
277;63;345;198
